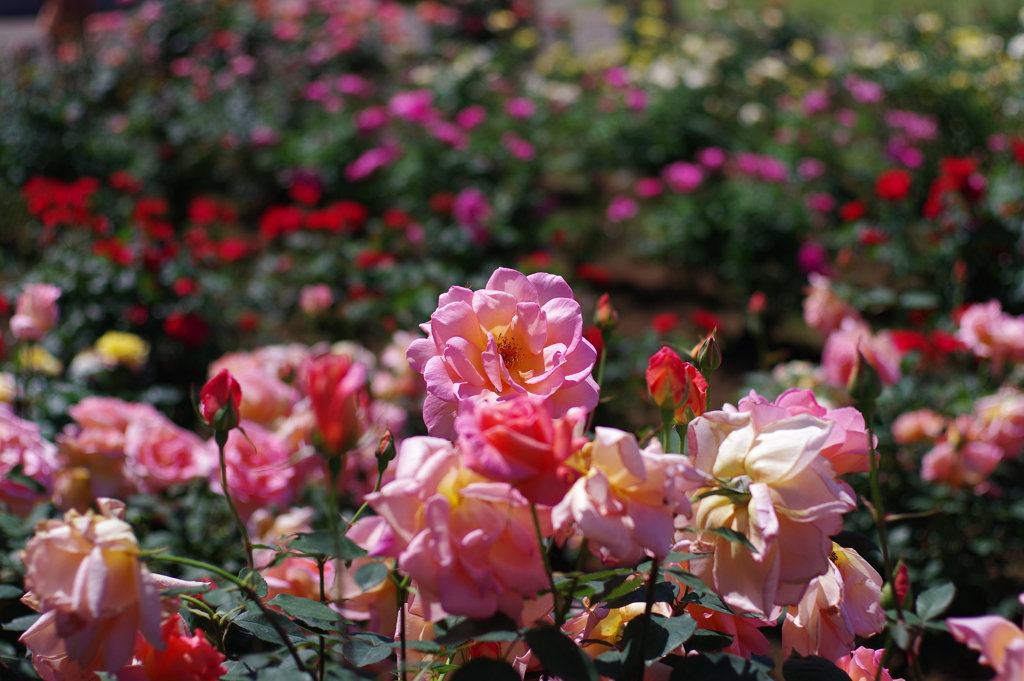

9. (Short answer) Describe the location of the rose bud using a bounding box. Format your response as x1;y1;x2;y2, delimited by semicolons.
199;369;242;431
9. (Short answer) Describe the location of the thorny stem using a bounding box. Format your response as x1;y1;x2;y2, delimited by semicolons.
150;554;312;677
634;555;662;681
216;430;253;571
531;503;562;623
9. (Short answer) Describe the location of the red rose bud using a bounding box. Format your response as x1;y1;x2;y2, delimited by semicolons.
595;293;618;330
307;354;368;455
893;560;912;607
200;369;242;431
645;347;708;421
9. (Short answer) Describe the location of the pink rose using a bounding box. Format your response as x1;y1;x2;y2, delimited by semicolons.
502;132;535;161
11;283;61;341
208;421;296;520
299;284;334;315
606;195;639;222
19;499;206;678
974;388;1024;458
344;146;398;182
68;397;161;432
949;599;1024;681
452;188;493;243
921;416;1002;490
821;318;901;388
957;300;1024;373
696;147;726;170
388;89;435;123
407;268;599;438
124;415;212;493
662;161;704;193
835;647;904;681
456;394;586;505
429;120;469;150
455;105;487;131
803;274;860;336
635;178;663;197
228;368;299;426
0;405;58;515
735;389;874;475
892;408;947;445
504;97;536;119
263;555;333;601
355;106;389;134
552;427;698;564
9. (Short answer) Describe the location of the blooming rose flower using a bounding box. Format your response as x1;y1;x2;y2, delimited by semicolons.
803;274;859;336
974;388;1024;459
781;544;885;660
921;415;1002;489
456;394;586;505
949;595;1024;681
208;421;296;520
388;89;435;123
69;397;161;432
0;405;58;515
606;195;639;223
733;389;873;475
263;556;334;601
94;331;150;370
407;268;599;439
892;409;947;444
365;437;549;622
19;499;206;678
821;318;901;388
552;427;698;564
11;283;61;341
835;647;904;681
123;414;213;493
299;284;334;316
684;408;857;616
121;614;226;681
957;301;1024;373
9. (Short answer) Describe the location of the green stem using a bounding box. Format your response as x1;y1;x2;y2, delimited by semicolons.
531;504;562;622
585;341;609;433
149;554;312;677
865;420;893;593
181;594;221;638
556;538;590;627
216;430;253;571
396;573;411;681
342;459;387;535
660;409;674;454
318;556;327;681
634;555;661;681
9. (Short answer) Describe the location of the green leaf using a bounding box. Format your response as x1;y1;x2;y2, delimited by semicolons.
665;567;716;596
239;568;269;599
434;613;519;646
524;626;599;681
266;594;341;631
606;581;679;609
341;632;393;666
685;628;734;653
257;669;309;681
782;656;854;681
916;582;956;621
702;527;757;553
0;585;23;599
289;530;367;560
667;652;774;680
449;658;521;681
3;614;40;632
679;589;735;615
621;614;696;664
354;562;388;591
230;605;306;646
161;583;211;598
891;622;910;650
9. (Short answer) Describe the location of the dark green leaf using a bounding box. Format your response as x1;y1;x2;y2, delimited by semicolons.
266;594;341;631
891;622;910;650
434;613;519;646
0;585;23;599
782;656;854;681
667;652;774;680
354;562;388;591
289;530;367;560
257;669;308;681
239;568;269;599
3;614;40;632
665;567;715;595
679;589;735;615
231;605;306;646
524;626;599;681
703;527;756;553
665;552;711;563
621;614;696;663
161;583;211;598
916;583;956;621
606;581;679;609
449;658;521;681
685;628;734;652
341;632;393;666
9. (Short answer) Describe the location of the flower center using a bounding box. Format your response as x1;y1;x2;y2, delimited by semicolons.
496;333;523;369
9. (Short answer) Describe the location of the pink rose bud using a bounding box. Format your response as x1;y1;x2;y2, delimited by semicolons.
200;369;242;431
595;293;618;330
893;560;912;607
306;354;367;455
646;347;708;420
10;283;61;341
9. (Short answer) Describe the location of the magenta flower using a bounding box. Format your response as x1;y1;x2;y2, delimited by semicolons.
455;105;487;131
697;147;727;170
344;146;398;182
407;268;599;438
662;161;704;193
504;97;536;119
452;188;493;243
607;195;639;222
388;89;435;124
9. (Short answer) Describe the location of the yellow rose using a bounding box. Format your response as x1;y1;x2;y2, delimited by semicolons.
18;346;63;376
95;331;150;369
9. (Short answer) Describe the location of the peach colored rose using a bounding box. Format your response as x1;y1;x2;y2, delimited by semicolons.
734;389;874;475
334;557;399;635
892;409;947;445
19;499;206;678
821;318;901;388
262;556;334;601
456;394;586;505
69;397;161;432
366;437;549;622
299;284;333;315
921;416;1002;489
0;405;58;515
684;407;857;616
208;420;296;520
407;267;599;438
803;274;859;336
956;300;1024;373
782;544;885;660
949;596;1024;681
249;506;315;567
124;415;213;493
11;283;61;341
835;647;904;681
552;427;699;564
974;388;1024;459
